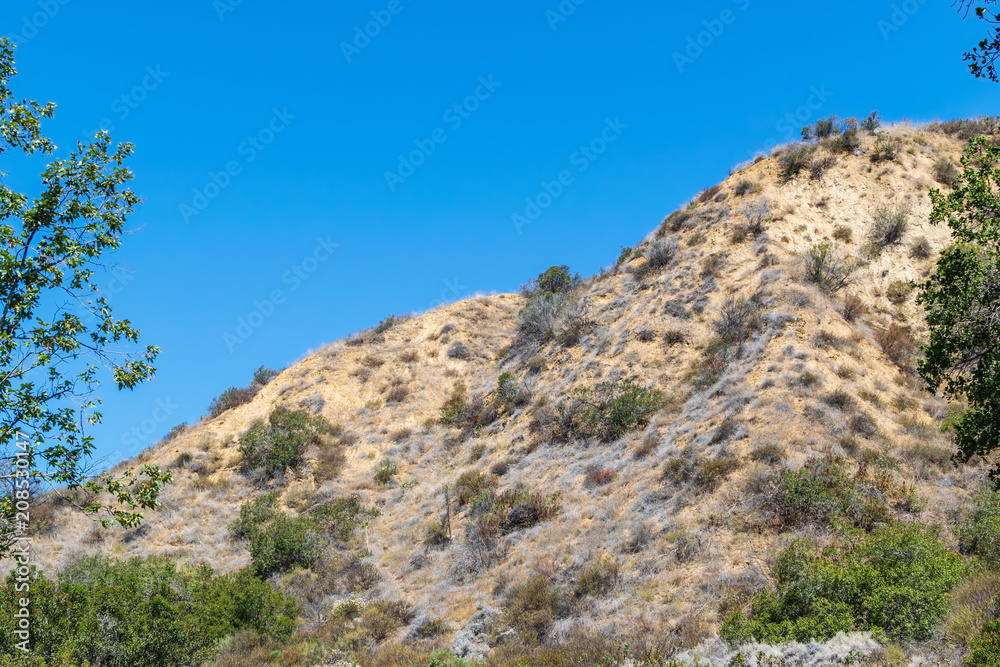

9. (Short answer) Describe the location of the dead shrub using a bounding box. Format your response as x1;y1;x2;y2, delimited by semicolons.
874;323;917;370
842;293;869;323
584;465;617;488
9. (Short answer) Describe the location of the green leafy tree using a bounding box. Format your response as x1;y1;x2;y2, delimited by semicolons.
918;138;1000;472
957;1;1000;82
0;38;169;557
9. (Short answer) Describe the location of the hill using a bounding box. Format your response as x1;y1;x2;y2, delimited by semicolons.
8;118;999;667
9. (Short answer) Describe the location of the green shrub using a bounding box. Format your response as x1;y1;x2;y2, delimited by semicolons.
778;143;817;181
500;575;561;642
496;371;530;411
523;265;581;296
231;495;324;577
734;179;763;196
576;380;664;442
720;523;965;643
207;365;280;417
238;407;332;479
311;493;379;542
804;243;863;293
775;457;891;530
574;557;619;598
871;133;902;162
0;556;296;666
886;280;914;304
373;459;399;486
961;489;1000;565
968;619;1000;667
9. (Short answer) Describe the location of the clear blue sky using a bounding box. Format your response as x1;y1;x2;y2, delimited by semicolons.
1;0;997;467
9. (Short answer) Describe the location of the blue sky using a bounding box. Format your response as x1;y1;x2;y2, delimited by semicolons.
1;0;997;467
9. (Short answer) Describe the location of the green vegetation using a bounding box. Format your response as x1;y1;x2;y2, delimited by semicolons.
774;457;891;530
311;493;380;542
207;365;279;417
0;555;296;666
804;242;863;293
575;380;663;442
920;137;1000;473
721;523;966;643
238;407;332;479
961;488;1000;564
373;459;399;486
0;38;170;555
231;494;324;577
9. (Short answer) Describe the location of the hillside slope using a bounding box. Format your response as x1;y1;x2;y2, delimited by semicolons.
14;120;995;662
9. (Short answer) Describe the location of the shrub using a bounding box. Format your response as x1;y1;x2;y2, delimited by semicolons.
842;293;869;323
740;197;771;236
874;323;917;370
454;470;498;508
447;341;470;360
231;494;324;577
574;557;619;598
849;412;880;438
523;265;581;296
734;179;764;196
635;328;656;342
208;366;281;417
751;443;786;464
943;573;1000;648
499;575;561;642
698;457;740;490
373;459;399;486
871;133;902;162
713;292;766;346
775;457;890;530
830;125;861;154
576;380;664;442
699;185;722;203
639;236;680;275
960;488;1000;564
868;201;911;251
238;408;333;480
663;329;688;346
0;557;297;666
584;465;617;487
311;493;379;542
720;524;965;643
832;225;853;243
823;390;857;412
634;434;658;459
861;110;881;134
439;383;500;433
929;116;999;140
967;619;1000;667
805;243;863;293
886;280;914;304
345;314;407;346
809;156;837;180
778;143;817;180
909;236;932;259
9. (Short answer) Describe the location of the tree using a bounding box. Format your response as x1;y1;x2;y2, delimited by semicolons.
918;137;1000;473
956;1;1000;82
0;38;170;558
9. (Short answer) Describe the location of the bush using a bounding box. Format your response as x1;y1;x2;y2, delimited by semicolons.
832;225;853;243
830;126;861;154
0;557;297;667
207;365;280;417
574;557;619;598
886;280;914;304
373;459;399;486
871;133;902;162
523;265;581;296
943;573;1000;649
778;143;817;180
345;314;407;346
311;493;379;542
741;197;771;235
638;236;679;275
842;293;869;323
967;619;1000;667
809;156;837;180
713;292;766;346
861;111;881;134
698;184;722;203
874;323;917;370
231;494;324;577
734;179;763;196
775;457;890;530
805;243;863;293
961;488;1000;564
934;157;959;186
584;465;617;487
720;523;966;644
576;380;664;442
910;236;932;259
869;201;911;251
238;407;333;479
499;575;561;642
929;116;999;140
495;371;529;410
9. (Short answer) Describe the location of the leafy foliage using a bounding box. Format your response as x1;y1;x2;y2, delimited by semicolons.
919;138;1000;470
961;487;1000;564
0;556;296;666
0;37;169;555
237;407;332;479
311;493;379;542
720;524;966;643
774;457;891;530
575;380;663;442
231;494;324;577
